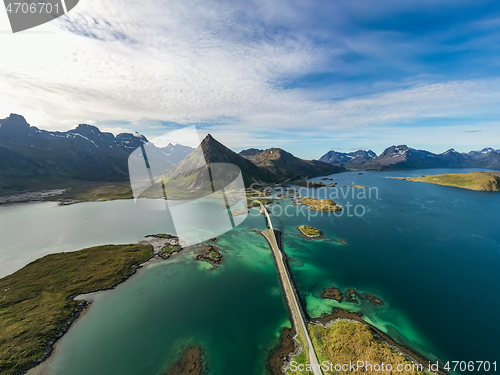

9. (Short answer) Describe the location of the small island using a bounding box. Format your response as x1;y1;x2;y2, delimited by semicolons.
163;346;203;375
321;287;343;301
389;171;500;191
195;245;223;266
366;293;384;306
144;234;182;258
297;225;323;238
299;197;342;212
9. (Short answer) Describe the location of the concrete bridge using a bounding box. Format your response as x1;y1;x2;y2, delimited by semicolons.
259;204;322;375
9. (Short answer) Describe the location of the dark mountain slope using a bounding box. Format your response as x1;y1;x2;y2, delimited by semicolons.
252;147;345;180
0;114;147;185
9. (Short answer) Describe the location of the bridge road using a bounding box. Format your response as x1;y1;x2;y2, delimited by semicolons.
259;204;322;375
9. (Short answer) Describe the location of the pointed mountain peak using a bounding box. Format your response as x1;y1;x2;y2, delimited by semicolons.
201;133;218;145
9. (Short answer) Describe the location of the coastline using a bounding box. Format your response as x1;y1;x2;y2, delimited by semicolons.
17;236;190;375
23;238;217;375
21;248;156;375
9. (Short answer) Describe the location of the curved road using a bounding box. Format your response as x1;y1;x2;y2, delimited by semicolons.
260;204;322;375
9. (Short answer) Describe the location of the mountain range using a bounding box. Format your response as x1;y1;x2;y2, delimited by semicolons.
2;113;499;196
161;135;344;194
0;114;198;194
319;145;500;171
0;114;341;194
0;114;145;193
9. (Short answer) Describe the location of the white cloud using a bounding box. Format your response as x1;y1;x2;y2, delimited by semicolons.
1;0;500;144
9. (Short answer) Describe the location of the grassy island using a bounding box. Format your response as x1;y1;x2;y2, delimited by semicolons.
307;321;432;375
299;197;342;212
390;171;500;191
195;245;223;266
0;244;152;375
298;225;323;238
287;320;434;375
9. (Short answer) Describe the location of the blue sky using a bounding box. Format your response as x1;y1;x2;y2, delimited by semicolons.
1;0;500;158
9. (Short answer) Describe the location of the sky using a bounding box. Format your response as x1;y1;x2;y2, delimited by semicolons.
1;0;500;158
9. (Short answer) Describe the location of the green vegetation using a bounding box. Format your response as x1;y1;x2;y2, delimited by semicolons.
298;225;322;238
0;180;134;203
162;245;181;256
286;321;430;375
50;181;134;202
391;171;500;191
299;197;342;212
286;349;312;375
0;244;152;375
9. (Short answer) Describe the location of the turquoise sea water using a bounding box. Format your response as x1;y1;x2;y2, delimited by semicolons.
1;169;499;374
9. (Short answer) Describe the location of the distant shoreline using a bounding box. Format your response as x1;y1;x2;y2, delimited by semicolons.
387;171;500;192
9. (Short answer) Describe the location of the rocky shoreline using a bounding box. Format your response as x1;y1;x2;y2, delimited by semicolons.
268;327;300;375
19;300;90;375
0;189;66;205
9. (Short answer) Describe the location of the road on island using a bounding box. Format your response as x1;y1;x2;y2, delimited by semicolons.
259;204;323;375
